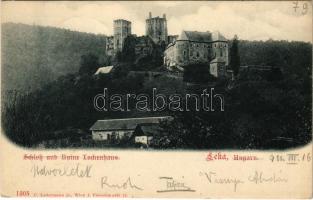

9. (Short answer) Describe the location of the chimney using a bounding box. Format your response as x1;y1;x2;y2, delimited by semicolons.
163;14;166;19
149;12;152;19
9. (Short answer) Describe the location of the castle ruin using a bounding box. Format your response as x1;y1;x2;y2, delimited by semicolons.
105;12;230;78
113;19;132;52
146;12;168;44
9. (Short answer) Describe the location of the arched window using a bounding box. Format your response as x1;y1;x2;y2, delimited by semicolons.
196;52;200;58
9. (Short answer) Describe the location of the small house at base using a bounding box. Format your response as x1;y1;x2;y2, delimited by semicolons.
89;116;171;141
133;123;163;146
94;66;114;75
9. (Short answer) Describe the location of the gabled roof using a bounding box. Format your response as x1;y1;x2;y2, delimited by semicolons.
90;116;172;131
178;30;227;43
179;31;212;43
94;66;114;75
135;123;163;136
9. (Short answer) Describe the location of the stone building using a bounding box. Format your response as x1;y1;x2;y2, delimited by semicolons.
113;19;132;52
146;12;168;44
134;36;155;57
164;30;229;77
167;35;178;44
105;36;114;56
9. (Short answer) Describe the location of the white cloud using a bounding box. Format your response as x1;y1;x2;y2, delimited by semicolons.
1;1;311;42
167;2;311;42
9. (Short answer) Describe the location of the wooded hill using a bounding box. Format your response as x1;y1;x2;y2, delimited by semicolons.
1;23;312;149
2;23;311;93
2;23;108;93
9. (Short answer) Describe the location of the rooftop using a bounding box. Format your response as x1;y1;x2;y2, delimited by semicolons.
181;31;212;43
90;116;172;131
134;123;164;136
178;30;227;43
94;66;114;75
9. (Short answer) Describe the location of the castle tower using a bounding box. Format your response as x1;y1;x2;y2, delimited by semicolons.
113;19;132;52
145;12;168;44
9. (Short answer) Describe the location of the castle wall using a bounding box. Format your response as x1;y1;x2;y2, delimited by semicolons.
165;41;213;69
210;62;227;77
114;19;131;52
188;41;211;65
211;41;229;64
134;36;154;57
106;36;114;56
164;44;176;69
175;40;189;66
146;13;168;44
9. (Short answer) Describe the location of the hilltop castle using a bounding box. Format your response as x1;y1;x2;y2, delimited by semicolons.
105;19;132;56
106;12;177;55
146;12;168;44
105;12;230;78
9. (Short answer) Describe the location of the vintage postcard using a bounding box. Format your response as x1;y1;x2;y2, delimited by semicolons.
0;1;312;198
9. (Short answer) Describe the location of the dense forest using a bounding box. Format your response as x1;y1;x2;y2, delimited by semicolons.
1;23;108;93
1;23;312;149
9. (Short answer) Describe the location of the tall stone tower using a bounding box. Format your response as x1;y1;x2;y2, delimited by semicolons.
113;19;132;52
145;12;168;44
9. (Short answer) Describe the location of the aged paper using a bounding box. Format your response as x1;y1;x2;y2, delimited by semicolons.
1;1;312;198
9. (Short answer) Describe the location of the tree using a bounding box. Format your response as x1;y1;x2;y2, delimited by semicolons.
78;53;100;76
183;63;216;83
120;35;137;62
230;35;241;76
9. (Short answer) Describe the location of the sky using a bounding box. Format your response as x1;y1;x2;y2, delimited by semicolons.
1;1;312;42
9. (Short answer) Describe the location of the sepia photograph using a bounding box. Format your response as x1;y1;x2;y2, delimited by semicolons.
1;1;312;150
1;1;312;198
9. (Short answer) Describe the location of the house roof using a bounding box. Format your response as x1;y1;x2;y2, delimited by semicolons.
135;123;163;136
178;30;227;43
90;116;172;131
179;31;212;43
94;66;114;75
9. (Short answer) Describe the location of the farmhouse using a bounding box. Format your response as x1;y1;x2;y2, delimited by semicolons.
89;116;171;141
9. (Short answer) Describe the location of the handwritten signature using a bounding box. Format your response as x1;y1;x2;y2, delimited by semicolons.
200;171;243;192
157;176;195;193
200;170;288;192
100;176;143;190
248;170;288;184
31;163;92;178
